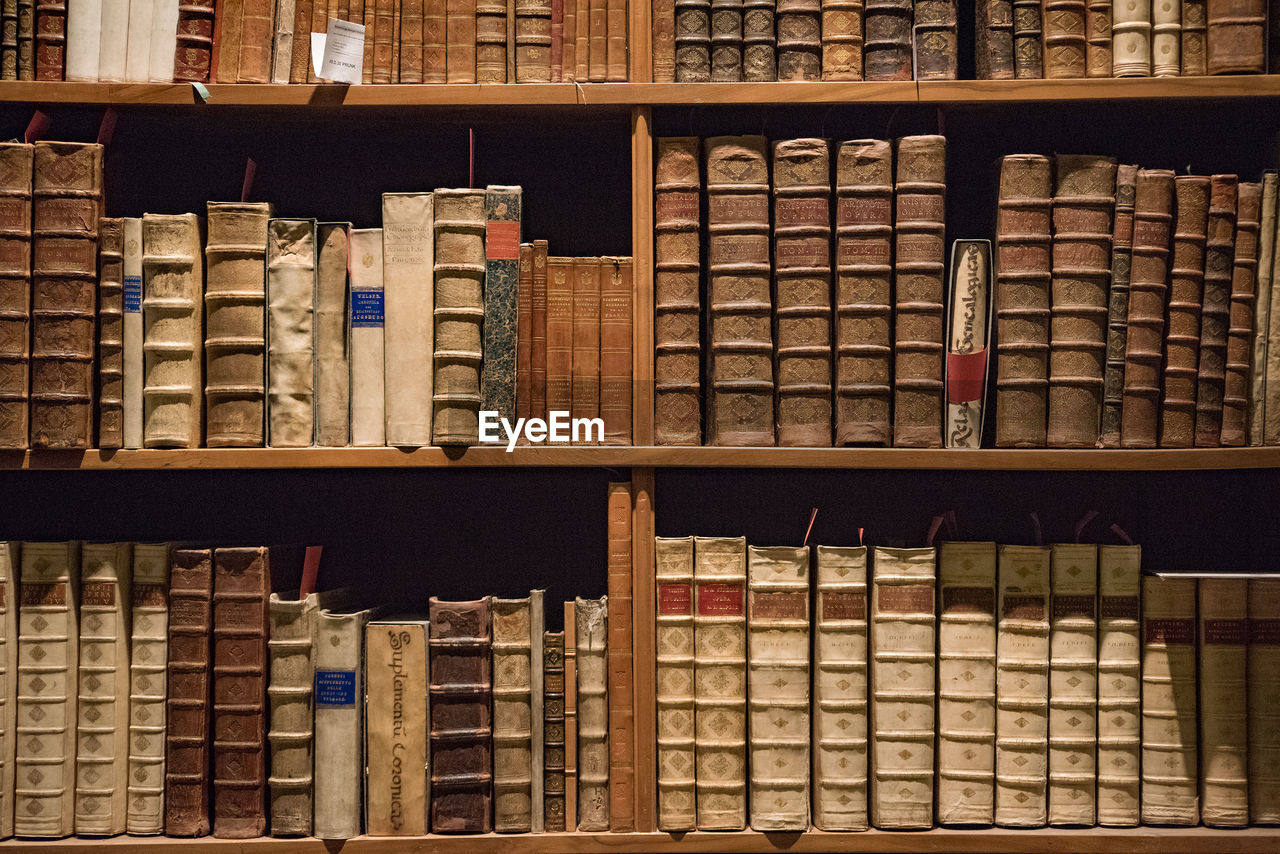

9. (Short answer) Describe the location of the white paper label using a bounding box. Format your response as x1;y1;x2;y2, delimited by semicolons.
311;18;365;84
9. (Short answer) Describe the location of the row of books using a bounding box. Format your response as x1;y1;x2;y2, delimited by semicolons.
654;0;1271;83
0;140;633;451
24;0;628;84
655;535;1280;831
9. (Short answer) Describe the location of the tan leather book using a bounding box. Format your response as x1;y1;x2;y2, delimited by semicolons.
600;257;632;446
165;549;211;837
1206;0;1264;72
655;536;695;831
314;223;350;447
366;618;429;835
562;0;579;78
811;545;868;830
514;0;551;81
431;189;485;447
371;0;394;82
516;244;533;424
0;544;17;839
476;0;507;80
1161;175;1211;447
400;0;425;80
142;212;204;449
1248;578;1280;823
446;0;476;80
654;138;702;446
74;543;131;836
605;0;625;77
1043;0;1086;76
306;0;328;82
835;139;892;445
571;257;601;443
34;0;65;79
775;0;817;78
1;2;17;79
237;0;276;81
1101;165;1139;448
16;0;30;80
15;541;81;838
1141;575;1198;825
994;544;1049;827
31;141;101;449
349;228;385;447
773;138;832;447
1223;182;1261;446
605;484;634;829
288;0;312;82
653;0;676;79
869;546;935;829
708;0;742;80
1250;172;1278;445
392;0;403;80
126;543;169;836
530;591;545;832
819;0;861;79
1263;179;1280;445
741;0;773;80
893;135;946;448
1152;0;1180;75
423;0;446;80
575;0;590;79
1011;0;1043;76
674;0;710;79
313;606;371;840
1112;0;1151;74
1096;544;1141;826
266;218;317;448
492;597;534;832
1085;0;1112;75
1198;577;1247;827
936;541;997;826
0;142;31;449
1048;154;1117;448
546;256;574;419
862;0;910;78
914;0;957;79
543;629;566;830
1182;0;1207;72
1047;543;1097;826
1195;176;1238;447
531;240;549;421
382;193;434;447
98;217;124;449
563;600;578;829
575;595;609;831
1121;169;1175;448
976;0;1014;79
266;592;324;836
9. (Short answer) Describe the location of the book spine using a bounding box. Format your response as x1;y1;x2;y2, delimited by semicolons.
365;621;429;835
530;590;545;833
174;0;216;81
1096;545;1141;826
147;0;180;81
266;595;318;836
1;0;16;79
975;0;1014;79
1248;172;1277;445
349;228;386;447
1101;164;1139;447
575;0;591;78
913;0;957;79
674;0;709;78
236;0;276;82
1043;0;1086;76
605;484;634;829
165;548;211;837
35;0;66;79
97;217;124;449
1199;578;1248;826
480;186;523;424
15;0;29;79
314;223;351;447
1261;172;1280;444
531;240;549;421
432;189;486;447
1112;0;1151;74
600;257;633;446
1085;0;1112;75
371;0;394;82
563;601;578;829
401;0;426;81
127;544;169;835
655;536;695;831
1248;578;1280;823
382;192;434;447
550;0;563;79
605;0;625;78
492;597;534;832
708;0;741;79
1121;169;1175;448
314;609;370;840
944;240;991;448
0;544;12;839
288;0;312;83
1182;0;1207;72
1047;543;1098;826
1161;175;1211;447
654;138;702;446
142;212;204;449
1206;0;1265;73
652;0;675;79
1010;0;1042;76
819;0;861;79
476;0;507;81
1195;175;1238;447
266;218;317;448
740;0;773;79
424;0;446;80
1223;181;1261;446
1140;576;1198;825
63;0;98;81
546;256;574;417
514;0;551;81
570;258;601;442
575;596;609;831
862;0;909;79
543;630;566;830
122;216;143;448
1152;0;1180;75
0;142;30;449
446;0;476;80
516;244;533;425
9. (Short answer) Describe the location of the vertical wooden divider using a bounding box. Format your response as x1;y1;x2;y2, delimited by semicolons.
630;467;657;833
631;105;655;447
628;0;653;81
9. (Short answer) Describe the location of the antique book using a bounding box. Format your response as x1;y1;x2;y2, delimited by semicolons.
811;545;868;830
1112;0;1152;74
1251;172;1278;445
371;0;393;81
740;0;773;80
0;1;15;79
563;601;578;829
1206;0;1264;72
869;546;936;829
530;591;544;832
693;537;746;829
546;256;574;417
776;0;819;78
862;0;910;79
432;189;486;446
382;193;434;447
1121;170;1176;448
746;546;809;830
174;0;216;81
831;139;892;445
313;607;372;839
15;541;80;837
1152;0;1180;75
1047;543;1097;826
401;0;426;81
772;138;832;446
531;240;549;421
707;136;772;446
97;217;124;448
1261;177;1280;444
270;0;296;83
820;0;862;78
575;596;609;831
127;543;169;835
16;0;29;79
516;244;533;421
563;0;579;79
64;0;99;81
147;0;180;81
424;0;446;80
266;218;317;448
945;240;992;448
1195;176;1238;447
429;598;493;833
123;216;142;448
543;630;566;831
893;135;947;448
492;596;534;832
0;142;31;449
674;0;710;79
571;258;601;441
654;138;702;446
142;212;203;449
165;549;211;837
1141;576;1198;825
914;0;957;79
653;0;676;79
1042;0;1086;76
476;0;507;81
707;0;742;80
445;0;476;80
1096;544;1141;826
1011;0;1043;75
237;0;277;82
1182;0;1207;72
1101;165;1139;447
936;541;997;826
977;0;1015;78
267;592;323;836
314;223;350;447
34;0;65;79
203;202;269;448
1085;0;1112;74
75;542;132;836
0;544;16;839
588;0;606;80
1161;176;1211;448
480;186;522;424
1223;182;1262;445
1047;155;1116;448
600;257;632;446
365;618;429;835
211;547;270;838
655;536;696;831
1198;578;1247;826
994;544;1049;827
1248;578;1280;823
30;141;101;449
349;228;385;447
606;485;634;829
606;0;626;78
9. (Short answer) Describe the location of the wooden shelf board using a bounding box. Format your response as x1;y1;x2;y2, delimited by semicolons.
916;74;1280;102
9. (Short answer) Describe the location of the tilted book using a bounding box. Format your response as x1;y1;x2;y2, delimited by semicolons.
1112;0;1152;75
165;549;211;837
654;138;702;446
606;485;634;829
480;186;523;425
1101;165;1140;447
820;0;862;79
1249;172;1278;445
366;618;429;835
1223;181;1261;446
382;192;434;447
1141;575;1198;825
314;223;351;447
142;212;204;449
1162;176;1211;448
492;596;535;832
0;142;31;449
266;218;317;448
543;630;566;831
1047;543;1098;826
1199;577;1248;826
127;543;169;836
432;189;487;446
1096;544;1141;826
313;607;373;839
267;591;324;835
1042;0;1086;77
97;218;124;449
1248;578;1280;823
862;0;911;79
944;240;992;448
0;544;16;839
428;598;492;832
914;0;958;79
655;536;695;831
349;228;386;447
576;595;610;831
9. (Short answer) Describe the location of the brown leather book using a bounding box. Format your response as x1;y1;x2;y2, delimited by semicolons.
976;0;1014;79
1101;164;1139;448
1160;176;1211;448
372;0;394;82
819;0;862;79
605;0;625;78
34;0;64;79
606;482;635;830
517;243;533;424
432;189;487;447
400;0;425;81
476;0;506;82
834;139;892;445
1011;0;1042;76
708;0;741;80
1120;169;1175;448
571;257;601;441
543;630;566;830
586;0;606;79
447;0;477;80
1043;0;1086;77
424;0;446;80
707;136;773;446
654;137;702;446
307;0;328;81
392;0;403;79
546;255;573;419
237;0;275;82
741;0;774;80
1;1;16;80
211;547;270;839
1182;0;1208;74
773;137;833;446
600;257;632;445
893;134;946;448
1222;181;1261;446
97;217;124;450
1047;154;1116;448
531;240;549;421
914;0;957;79
563;0;578;78
429;597;493;834
30;141;101;450
653;0;676;80
174;0;217;82
862;0;909;79
1194;174;1238;447
776;0;819;79
289;0;312;82
166;549;213;838
17;0;32;80
1207;0;1264;72
213;0;243;82
0;142;31;449
1085;0;1111;75
675;0;710;79
515;0;552;81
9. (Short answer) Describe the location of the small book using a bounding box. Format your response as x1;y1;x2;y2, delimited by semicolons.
366;617;429;835
1047;543;1098;826
1199;577;1248;827
543;629;567;831
1096;544;1141;826
1248;578;1280;823
944;240;992;448
655;536;696;831
1140;576;1198;826
314;606;374;840
575;595;610;831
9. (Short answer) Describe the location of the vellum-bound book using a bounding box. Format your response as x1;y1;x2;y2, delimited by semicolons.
382;193;434;446
1047;543;1097;826
349;228;386;447
366;618;429;835
1199;578;1248;827
1141;576;1198;825
655;537;695;831
126;544;168;835
266;218;317;448
1096;545;1141;826
0;544;17;839
575;596;609;831
313;607;373;839
142;213;204;448
1248;578;1280;824
491;596;534;832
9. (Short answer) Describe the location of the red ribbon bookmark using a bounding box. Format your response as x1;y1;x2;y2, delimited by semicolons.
802;507;818;546
24;109;49;144
241;157;256;203
300;546;323;599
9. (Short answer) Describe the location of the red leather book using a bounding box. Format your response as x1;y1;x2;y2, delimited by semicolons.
33;0;63;80
174;1;217;82
166;549;214;837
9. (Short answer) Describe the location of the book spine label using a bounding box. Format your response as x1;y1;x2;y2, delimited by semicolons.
366;622;429;835
480;186;523;424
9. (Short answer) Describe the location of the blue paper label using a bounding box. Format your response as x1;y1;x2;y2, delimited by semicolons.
124;276;142;313
315;670;357;707
351;290;384;327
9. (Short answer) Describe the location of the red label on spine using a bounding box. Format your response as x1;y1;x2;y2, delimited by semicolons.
697;582;744;616
21;582;65;606
1203;618;1246;645
1250;618;1280;645
946;349;988;404
1100;595;1139;619
943;586;995;615
822;591;866;621
877;583;934;614
658;582;692;615
486;220;521;260
1002;593;1045;620
81;582;116;607
1053;594;1096;620
751;591;806;619
1146;618;1195;645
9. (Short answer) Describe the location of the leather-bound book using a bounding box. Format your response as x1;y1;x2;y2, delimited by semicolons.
1112;0;1152;74
563;602;578;829
563;0;580;79
64;0;98;82
370;0;393;82
1101;165;1139;448
266;592;324;836
517;244;533;423
1160;175;1211;447
820;0;861;78
1222;182;1261;446
1043;0;1086;77
1248;579;1280;823
862;0;909;79
1199;578;1247;827
270;0;297;83
401;0;426;81
211;547;270;839
1047;544;1098;826
675;0;710;78
16;0;30;79
531;240;548;421
773;138;832;446
605;0;625;79
0;545;14;839
546;256;574;418
446;0;476;80
174;0;215;81
1152;0;1180;75
776;0;819;78
349;228;385;447
313;607;371;840
306;0;329;83
654;0;676;80
914;0;957;79
515;0;552;80
0;142;31;449
892;135;947;448
834;139;892;446
1121;170;1175;448
288;0;312;83
530;591;544;833
1085;0;1111;75
382;193;434;447
34;0;65;79
606;483;634;830
428;597;493;833
365;618;429;835
142;212;204;449
976;0;1015;79
1182;0;1207;73
1096;545;1141;826
584;0;604;79
1;1;16;79
571;258;601;442
423;0;446;81
1011;0;1043;76
481;186;522;425
741;0;773;79
236;0;276;82
707;136;773;446
936;542;997;826
314;223;350;447
204;202;270;448
266;218;317;448
655;536;695;831
600;258;632;446
543;630;566;831
1206;0;1264;73
708;0;742;79
654;138;701;446
123;217;142;448
575;596;609;830
432;190;486;446
97;217;124;449
1195;175;1238;447
476;0;507;81
1261;173;1280;445
492;597;534;832
30;141;101;449
127;543;170;836
1047;154;1116;448
165;548;211;837
1140;576;1198;826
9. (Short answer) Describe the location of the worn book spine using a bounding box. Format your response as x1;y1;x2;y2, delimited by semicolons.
862;0;909;78
233;0;274;81
563;0;579;78
1042;0;1086;76
421;0;445;80
914;0;957;78
432;189;486;447
382;193;434;447
1112;0;1151;73
740;0;773;79
0;544;14;839
122;217;142;448
147;0;180;81
994;544;1049;827
707;0;741;79
1252;172;1279;444
1152;0;1180;75
30;141;101;449
936;541;997;826
0;0;16;78
543;630;566;831
16;0;30;78
1206;0;1264;72
1182;0;1207;72
546;256;574;418
530;591;544;832
266;218;316;448
653;0;675;80
1198;578;1247;826
1101;165;1139;447
64;0;99;81
348;228;385;447
313;224;350;447
492;597;534;832
944;240;991;448
266;593;320;836
1195;175;1238;447
834;139;892;445
654;138;702;446
1047;543;1097;826
869;546;936;829
370;0;392;82
34;0;65;79
575;596;609;831
142;212;204;449
365;620;428;836
127;543;169;835
571;258;601;442
528;240;548;422
1085;0;1111;74
775;0;818;78
655;536;695;831
587;0;606;79
1011;0;1043;75
600;257;632;446
1141;576;1198;825
564;601;578;829
165;549;211;837
976;0;1014;78
1248;578;1280;823
1223;182;1262;446
0;142;31;449
1121;169;1175;448
481;186;522;426
271;0;296;83
399;0;425;80
819;0;861;78
446;0;476;79
516;244;533;423
674;0;709;78
313;608;370;840
476;0;507;80
1161;175;1211;447
605;484;634;829
1262;175;1280;445
174;0;216;81
1095;545;1141;826
97;217;124;449
605;0;625;77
